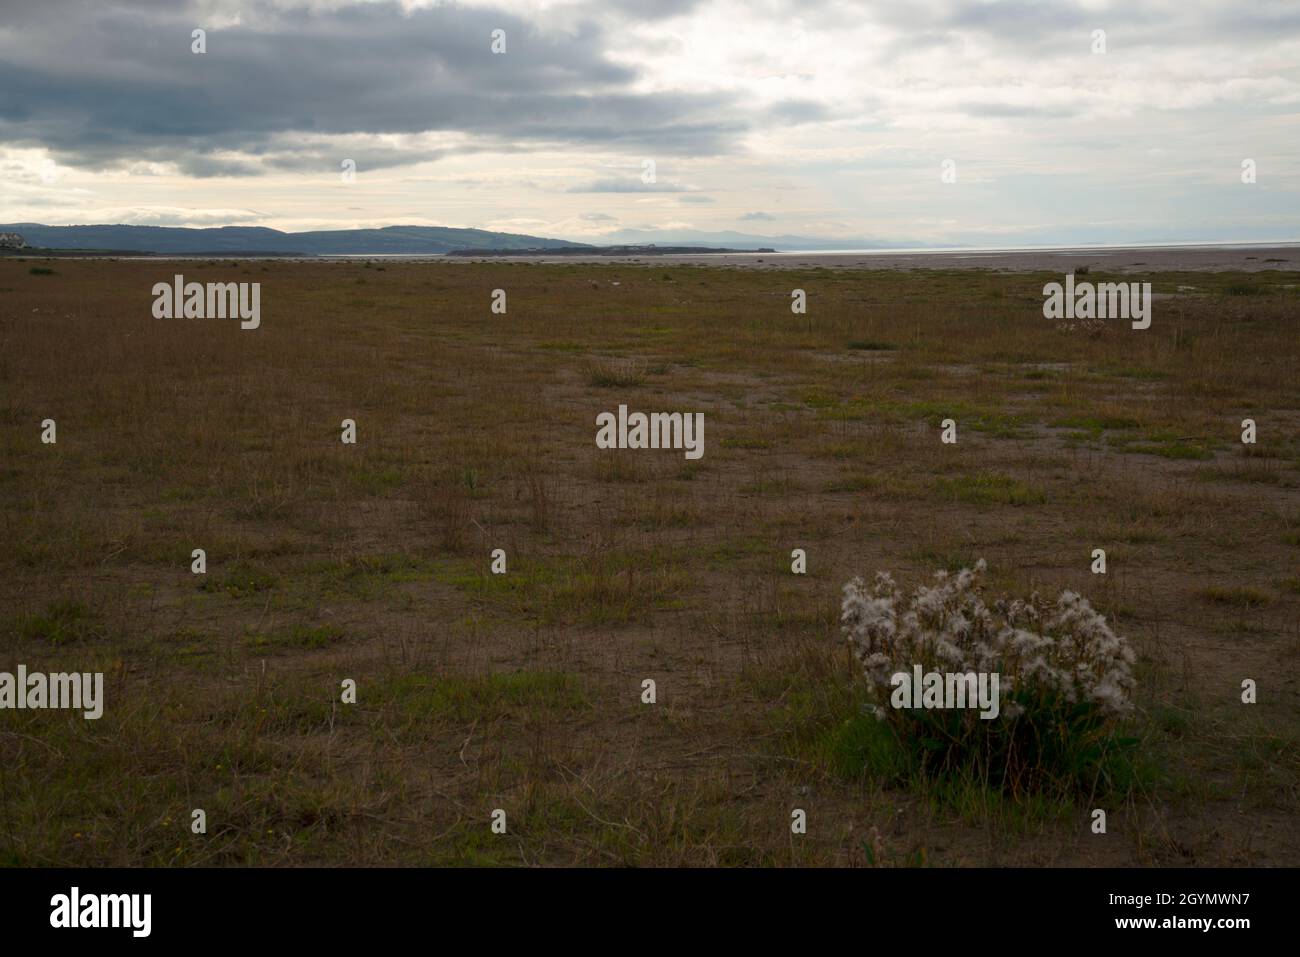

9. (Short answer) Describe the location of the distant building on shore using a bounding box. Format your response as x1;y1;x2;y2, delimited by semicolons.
0;232;28;249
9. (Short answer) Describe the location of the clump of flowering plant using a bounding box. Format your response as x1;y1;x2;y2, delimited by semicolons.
840;560;1138;795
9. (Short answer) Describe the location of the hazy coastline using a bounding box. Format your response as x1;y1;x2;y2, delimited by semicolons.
24;242;1300;272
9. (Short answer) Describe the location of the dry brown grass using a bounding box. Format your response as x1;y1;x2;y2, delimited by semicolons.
0;257;1297;866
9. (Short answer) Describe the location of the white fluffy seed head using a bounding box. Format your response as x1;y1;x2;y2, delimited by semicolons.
841;561;1135;717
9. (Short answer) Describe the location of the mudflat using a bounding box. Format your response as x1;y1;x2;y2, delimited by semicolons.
434;243;1300;272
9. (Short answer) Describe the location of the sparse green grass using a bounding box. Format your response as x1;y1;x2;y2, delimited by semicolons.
824;473;917;498
374;670;590;723
310;553;434;598
245;624;346;654
538;340;586;353
198;560;278;598
750;647;1152;815
720;434;774;450
12;598;101;645
1052;411;1141;433
1197;585;1272;607
435;551;691;626
2;258;1297;867
933;472;1046;506
1111;430;1218;460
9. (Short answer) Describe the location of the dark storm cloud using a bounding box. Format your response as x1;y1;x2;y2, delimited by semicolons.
0;0;756;173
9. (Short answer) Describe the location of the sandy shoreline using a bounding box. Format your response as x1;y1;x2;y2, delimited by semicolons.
436;244;1300;272
26;243;1300;272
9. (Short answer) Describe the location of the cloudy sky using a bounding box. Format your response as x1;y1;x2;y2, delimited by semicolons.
2;0;1298;246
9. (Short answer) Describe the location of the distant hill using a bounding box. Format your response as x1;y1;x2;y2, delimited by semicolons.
0;224;591;255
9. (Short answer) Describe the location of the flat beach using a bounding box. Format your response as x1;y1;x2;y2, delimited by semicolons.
436;243;1300;272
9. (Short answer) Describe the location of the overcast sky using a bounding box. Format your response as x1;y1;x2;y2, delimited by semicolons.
2;0;1298;246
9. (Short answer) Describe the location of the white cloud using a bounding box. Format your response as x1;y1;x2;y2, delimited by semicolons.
2;0;1298;244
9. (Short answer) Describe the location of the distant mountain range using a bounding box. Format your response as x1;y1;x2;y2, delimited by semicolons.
0;222;942;256
9;222;1291;257
0;224;591;255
